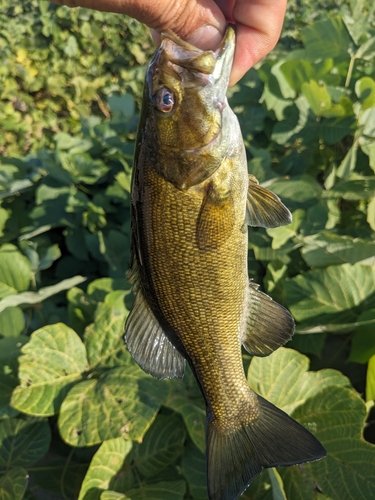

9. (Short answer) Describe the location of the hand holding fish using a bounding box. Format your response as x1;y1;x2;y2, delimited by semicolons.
51;0;287;84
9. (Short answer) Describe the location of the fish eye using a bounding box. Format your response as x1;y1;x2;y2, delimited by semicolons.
155;87;175;113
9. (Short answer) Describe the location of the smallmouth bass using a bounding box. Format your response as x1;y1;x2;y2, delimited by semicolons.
125;25;326;500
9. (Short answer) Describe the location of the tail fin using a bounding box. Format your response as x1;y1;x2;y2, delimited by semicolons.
206;394;326;500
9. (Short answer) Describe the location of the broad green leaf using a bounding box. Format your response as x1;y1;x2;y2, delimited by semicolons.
0;307;24;337
11;323;88;416
248;348;350;415
355;76;375;110
366;355;375;401
133;414;186;477
181;441;207;500
266;209;304;249
336;144;358;179
0;244;31;299
267;176;322;207
0;275;87;313
301;81;331;117
281;387;375;500
0;467;28;500
101;493;129;500
58;365;169;446
124;480;186;500
0;417;50;467
268;469;287;500
324;176;375;201
359;108;375;138
367;196;375;230
356;36;375;61
301;233;375;267
301;16;352;60
348;310;375;363
78;438;132;500
283;263;375;324
165;371;206;453
85;291;130;369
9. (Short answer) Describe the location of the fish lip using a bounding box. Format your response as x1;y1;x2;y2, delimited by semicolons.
160;24;235;85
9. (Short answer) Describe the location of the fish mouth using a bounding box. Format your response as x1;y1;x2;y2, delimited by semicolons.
160;24;235;89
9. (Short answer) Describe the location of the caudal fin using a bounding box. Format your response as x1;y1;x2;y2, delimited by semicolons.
206;393;326;500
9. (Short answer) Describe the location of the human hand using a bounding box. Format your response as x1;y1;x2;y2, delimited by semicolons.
51;0;287;85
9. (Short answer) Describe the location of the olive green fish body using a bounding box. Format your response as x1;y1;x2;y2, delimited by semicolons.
125;26;326;500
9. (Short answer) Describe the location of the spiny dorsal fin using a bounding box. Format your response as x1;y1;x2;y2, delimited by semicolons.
241;281;295;357
125;291;186;379
196;183;235;251
246;174;292;228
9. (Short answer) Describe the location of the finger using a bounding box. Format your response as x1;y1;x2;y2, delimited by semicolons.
52;0;226;50
223;0;287;85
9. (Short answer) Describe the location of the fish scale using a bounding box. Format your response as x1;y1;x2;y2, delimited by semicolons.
125;25;326;500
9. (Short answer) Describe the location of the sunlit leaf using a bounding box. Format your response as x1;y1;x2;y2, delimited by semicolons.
11;323;88;416
78;438;132;500
248;348;350;415
0;275;87;314
58;365;169;446
283;263;375;324
366;355;375;402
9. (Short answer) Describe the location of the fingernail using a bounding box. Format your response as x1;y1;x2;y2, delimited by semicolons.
186;25;224;51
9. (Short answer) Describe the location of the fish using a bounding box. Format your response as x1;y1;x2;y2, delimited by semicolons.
124;25;326;500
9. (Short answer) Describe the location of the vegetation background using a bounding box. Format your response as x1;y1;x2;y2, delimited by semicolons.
0;0;375;498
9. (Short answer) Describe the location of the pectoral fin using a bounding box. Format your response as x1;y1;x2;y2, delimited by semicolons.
241;282;295;356
196;183;235;251
246;174;292;228
125;291;186;379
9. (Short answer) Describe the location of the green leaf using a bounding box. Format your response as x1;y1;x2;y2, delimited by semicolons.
0;244;31;299
355;76;375;110
165;371;206;453
348;310;375;363
133;414;186;477
181;441;207;500
324;176;375;201
0;307;25;337
366;355;375;401
78;438;132;500
301;16;352;60
248;348;350;415
266;209;304;249
336;144;358;179
301;233;375;267
281;387;375;500
85;291;130;369
124;481;186;500
0;467;28;500
301;80;331;117
268;468;287;500
0;417;50;467
11;323;88;416
0;275;87;314
101;493;129;500
367;196;375;230
283;263;375;324
58;365;169;447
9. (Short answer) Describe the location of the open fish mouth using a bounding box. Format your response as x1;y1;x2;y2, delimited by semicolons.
160;24;235;92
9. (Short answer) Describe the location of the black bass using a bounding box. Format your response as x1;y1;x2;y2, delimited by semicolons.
125;25;326;500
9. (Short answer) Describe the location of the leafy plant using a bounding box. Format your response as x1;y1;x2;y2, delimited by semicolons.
0;0;375;499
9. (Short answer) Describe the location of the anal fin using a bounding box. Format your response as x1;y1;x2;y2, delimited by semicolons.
124;291;186;379
242;282;295;357
246;174;292;228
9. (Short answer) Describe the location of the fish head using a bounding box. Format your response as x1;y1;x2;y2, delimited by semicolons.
144;25;236;189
